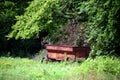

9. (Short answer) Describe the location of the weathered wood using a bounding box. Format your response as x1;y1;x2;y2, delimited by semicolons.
46;45;90;61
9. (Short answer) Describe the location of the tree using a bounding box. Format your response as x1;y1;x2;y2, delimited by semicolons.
79;0;120;57
0;0;32;56
7;0;85;39
8;0;120;57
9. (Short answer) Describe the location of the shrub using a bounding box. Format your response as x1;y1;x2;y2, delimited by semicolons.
78;56;120;80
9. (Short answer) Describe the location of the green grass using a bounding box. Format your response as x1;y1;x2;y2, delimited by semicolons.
78;56;120;80
0;56;120;80
0;57;80;80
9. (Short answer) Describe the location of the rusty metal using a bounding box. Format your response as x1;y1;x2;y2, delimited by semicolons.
46;45;90;61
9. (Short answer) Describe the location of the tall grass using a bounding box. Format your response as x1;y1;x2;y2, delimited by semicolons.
0;56;120;80
0;57;80;80
78;56;120;80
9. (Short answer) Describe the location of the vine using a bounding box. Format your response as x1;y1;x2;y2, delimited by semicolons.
79;0;120;56
7;0;65;39
8;0;120;57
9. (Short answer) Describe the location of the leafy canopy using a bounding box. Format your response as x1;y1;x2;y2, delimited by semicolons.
8;0;120;56
8;0;84;39
8;0;64;39
80;0;120;56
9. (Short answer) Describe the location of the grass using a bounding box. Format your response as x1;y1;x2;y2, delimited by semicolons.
78;56;120;80
0;56;120;80
0;57;80;80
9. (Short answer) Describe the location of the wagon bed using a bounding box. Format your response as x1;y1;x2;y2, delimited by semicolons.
46;45;90;61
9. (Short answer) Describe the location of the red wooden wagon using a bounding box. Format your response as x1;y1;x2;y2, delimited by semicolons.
46;45;90;61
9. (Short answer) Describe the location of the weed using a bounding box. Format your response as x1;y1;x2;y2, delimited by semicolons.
78;56;120;80
0;56;120;80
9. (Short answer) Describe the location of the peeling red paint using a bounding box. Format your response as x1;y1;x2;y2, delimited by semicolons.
46;45;90;60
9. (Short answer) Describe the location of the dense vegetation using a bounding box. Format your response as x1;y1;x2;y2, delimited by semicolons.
7;0;120;57
0;0;120;57
81;0;120;57
0;0;43;57
0;56;120;80
0;0;120;79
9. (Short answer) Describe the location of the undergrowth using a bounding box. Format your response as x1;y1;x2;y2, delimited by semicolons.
78;56;120;80
0;57;79;80
0;56;120;80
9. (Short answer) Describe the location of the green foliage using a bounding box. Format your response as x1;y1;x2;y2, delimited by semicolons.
0;57;33;69
79;0;120;56
0;0;33;56
0;1;16;38
0;1;17;55
7;0;120;57
0;57;80;80
78;56;120;80
0;56;120;80
7;0;85;40
0;0;31;37
7;0;64;39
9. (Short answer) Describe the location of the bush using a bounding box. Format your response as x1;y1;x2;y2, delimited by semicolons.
78;56;120;80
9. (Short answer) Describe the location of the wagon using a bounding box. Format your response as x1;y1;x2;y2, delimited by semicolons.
46;45;90;61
